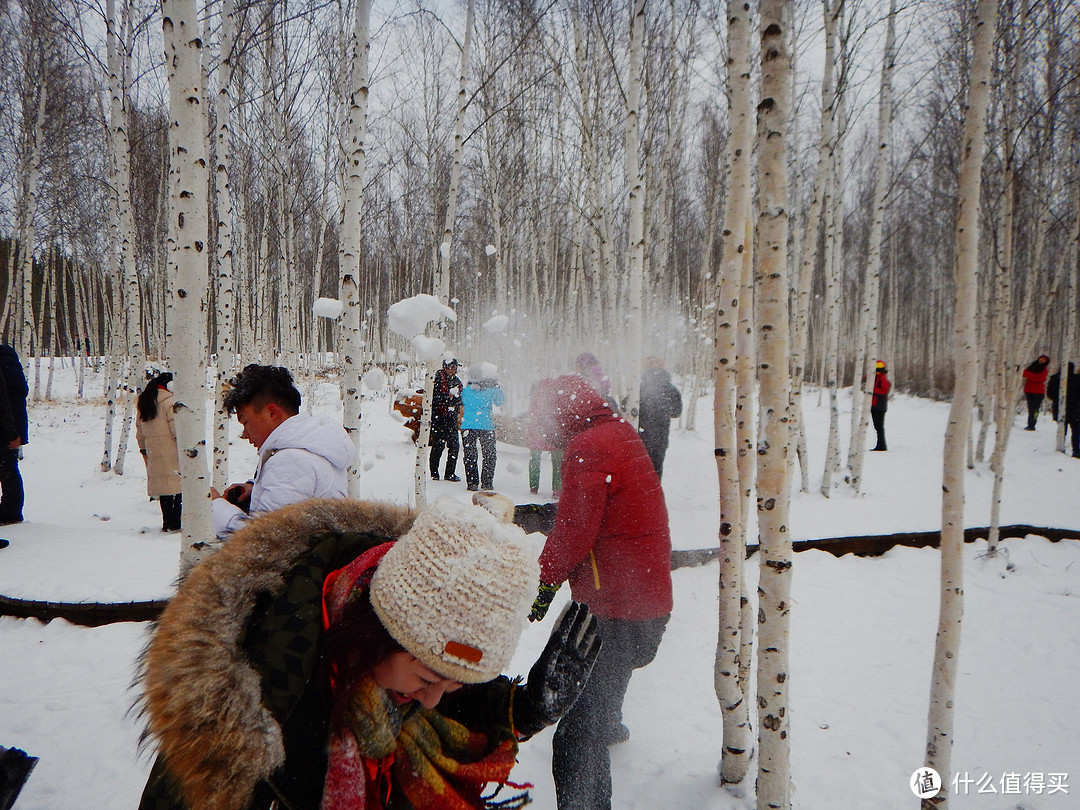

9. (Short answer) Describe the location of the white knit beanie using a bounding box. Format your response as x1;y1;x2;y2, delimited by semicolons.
369;496;539;683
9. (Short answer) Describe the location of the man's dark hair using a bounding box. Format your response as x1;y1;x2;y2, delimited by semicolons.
222;364;302;415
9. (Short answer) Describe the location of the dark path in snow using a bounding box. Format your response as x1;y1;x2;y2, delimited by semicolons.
1;516;1076;626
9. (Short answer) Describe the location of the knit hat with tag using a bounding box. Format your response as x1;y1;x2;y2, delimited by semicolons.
370;496;539;683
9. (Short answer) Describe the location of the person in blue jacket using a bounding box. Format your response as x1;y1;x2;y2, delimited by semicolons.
460;363;505;491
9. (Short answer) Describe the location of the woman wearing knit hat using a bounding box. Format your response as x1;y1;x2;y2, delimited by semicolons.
137;495;600;810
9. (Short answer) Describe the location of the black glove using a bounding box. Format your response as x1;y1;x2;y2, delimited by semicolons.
513;602;602;738
529;580;560;622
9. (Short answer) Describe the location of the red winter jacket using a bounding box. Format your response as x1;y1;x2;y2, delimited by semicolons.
530;376;673;621
872;371;891;411
1023;366;1049;395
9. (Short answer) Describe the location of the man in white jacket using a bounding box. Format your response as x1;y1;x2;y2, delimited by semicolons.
210;364;357;538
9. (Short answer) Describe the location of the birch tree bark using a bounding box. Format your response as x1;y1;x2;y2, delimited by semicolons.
986;0;1027;553
211;0;237;492
714;0;754;785
755;1;794;806
108;0;144;478
847;0;897;492
16;66;48;370
162;0;211;571
790;0;839;494
924;0;997;803
338;0;372;498
434;0;475;306
622;0;646;427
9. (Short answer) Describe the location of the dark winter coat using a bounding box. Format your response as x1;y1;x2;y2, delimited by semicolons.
431;367;463;427
637;368;682;461
1048;365;1080;423
0;345;29;446
872;371;891;412
530;376;673;622
137;498;518;810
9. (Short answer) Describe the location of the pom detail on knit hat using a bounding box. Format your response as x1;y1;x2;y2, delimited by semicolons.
369;497;539;683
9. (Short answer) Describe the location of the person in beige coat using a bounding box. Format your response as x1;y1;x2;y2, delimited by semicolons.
136;372;182;532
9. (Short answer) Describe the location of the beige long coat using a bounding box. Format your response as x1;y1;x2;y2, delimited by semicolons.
135;388;181;497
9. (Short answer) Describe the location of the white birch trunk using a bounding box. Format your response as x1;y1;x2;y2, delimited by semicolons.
736;217;756;694
211;0;237;491
339;0;372;498
924;0;997;803
623;0;646;427
791;0;838;495
848;0;897;492
819;163;841;496
162;0;212;571
987;0;1027;553
714;0;754;784
435;0;475;305
107;0;144;480
18;80;47;369
755;2;794;806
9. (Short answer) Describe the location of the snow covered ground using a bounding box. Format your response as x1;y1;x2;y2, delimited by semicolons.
1;361;1078;809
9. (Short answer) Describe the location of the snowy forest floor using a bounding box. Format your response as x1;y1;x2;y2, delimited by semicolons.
1;363;1078;809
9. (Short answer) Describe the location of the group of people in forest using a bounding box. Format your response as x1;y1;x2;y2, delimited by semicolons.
428;357;506;493
1022;353;1080;457
865;353;1080;458
129;351;680;810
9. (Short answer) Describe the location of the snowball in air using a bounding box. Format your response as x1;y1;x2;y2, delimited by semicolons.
388;294;456;339
482;315;509;334
362;367;387;391
413;335;447;365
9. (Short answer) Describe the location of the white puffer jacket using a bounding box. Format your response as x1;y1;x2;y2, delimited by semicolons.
212;412;357;537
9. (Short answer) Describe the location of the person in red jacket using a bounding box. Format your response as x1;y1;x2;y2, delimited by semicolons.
527;374;672;810
871;360;891;451
1022;354;1050;430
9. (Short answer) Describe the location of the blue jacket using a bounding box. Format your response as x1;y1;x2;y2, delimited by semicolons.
460;383;505;431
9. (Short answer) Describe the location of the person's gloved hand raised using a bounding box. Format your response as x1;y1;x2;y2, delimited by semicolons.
529;580;560;622
513;602;602;738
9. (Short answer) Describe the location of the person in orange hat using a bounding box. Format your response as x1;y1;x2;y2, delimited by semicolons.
871;361;891;451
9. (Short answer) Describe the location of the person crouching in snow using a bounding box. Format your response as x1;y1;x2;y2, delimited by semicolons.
526;375;672;810
136;494;600;810
210;364;356;539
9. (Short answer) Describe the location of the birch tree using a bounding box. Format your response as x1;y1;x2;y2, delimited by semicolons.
790;0;840;494
211;0;237;492
107;0;144;478
755;0;794;806
923;0;997;803
161;0;211;570
622;0;646;427
338;0;372;498
985;0;1027;553
848;0;897;492
714;0;755;785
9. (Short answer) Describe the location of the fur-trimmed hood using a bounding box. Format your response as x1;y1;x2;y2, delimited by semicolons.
137;498;416;810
